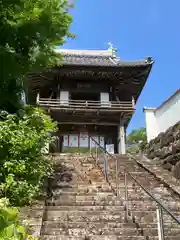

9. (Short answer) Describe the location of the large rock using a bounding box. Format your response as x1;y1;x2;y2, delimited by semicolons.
163;154;180;166
175;139;180;151
172;161;180;179
161;128;174;146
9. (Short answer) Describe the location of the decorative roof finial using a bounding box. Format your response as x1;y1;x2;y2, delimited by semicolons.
108;42;117;57
108;42;113;50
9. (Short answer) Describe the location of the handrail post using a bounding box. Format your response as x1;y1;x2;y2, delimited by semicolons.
104;153;108;182
90;141;92;156
157;206;165;240
116;158;119;196
132;96;135;108
36;93;40;104
95;143;98;164
124;172;129;222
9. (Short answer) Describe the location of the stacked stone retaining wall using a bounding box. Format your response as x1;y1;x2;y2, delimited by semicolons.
144;120;180;179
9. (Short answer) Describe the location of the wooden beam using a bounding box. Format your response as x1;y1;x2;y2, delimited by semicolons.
47;107;134;113
58;122;119;126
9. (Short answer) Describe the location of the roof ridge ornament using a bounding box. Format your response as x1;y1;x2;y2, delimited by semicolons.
145;56;153;63
108;42;117;57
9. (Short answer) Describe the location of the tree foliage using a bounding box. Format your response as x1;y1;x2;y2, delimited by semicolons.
127;127;147;153
127;127;147;144
0;198;36;240
0;106;57;206
0;0;73;112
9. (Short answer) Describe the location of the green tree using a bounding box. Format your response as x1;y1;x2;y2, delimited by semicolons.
127;127;147;144
0;106;57;206
126;127;147;153
0;0;73;112
0;198;35;239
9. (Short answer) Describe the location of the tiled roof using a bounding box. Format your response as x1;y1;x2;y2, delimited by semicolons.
63;54;118;66
55;49;153;67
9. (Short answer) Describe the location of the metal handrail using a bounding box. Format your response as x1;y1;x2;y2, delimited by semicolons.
89;136;180;226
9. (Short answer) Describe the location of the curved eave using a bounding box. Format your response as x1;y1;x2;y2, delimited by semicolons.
27;59;154;105
61;60;154;69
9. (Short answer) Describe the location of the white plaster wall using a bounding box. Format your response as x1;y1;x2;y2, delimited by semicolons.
144;90;180;142
144;109;159;142
155;93;180;133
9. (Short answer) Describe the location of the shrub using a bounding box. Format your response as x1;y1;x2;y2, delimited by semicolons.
0;198;36;239
0;106;57;206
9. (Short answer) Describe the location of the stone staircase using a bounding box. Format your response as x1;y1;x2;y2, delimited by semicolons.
21;153;180;239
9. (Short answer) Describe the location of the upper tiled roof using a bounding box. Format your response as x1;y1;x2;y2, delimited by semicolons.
55;48;153;67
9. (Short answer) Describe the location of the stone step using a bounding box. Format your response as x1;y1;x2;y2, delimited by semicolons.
38;200;180;211
50;184;112;192
41;226;149;236
111;182;166;190
50;185;178;194
100;166;145;172
97;162;142;168
44;205;125;211
42;220;180;229
88;157;129;162
41;225;180;236
48;192;180;202
51;191;115;197
49;179;169;191
50;193;115;200
43;209;180;223
127;200;180;211
49;179;166;189
20;200;180;221
50;180;108;186
49;184;157;192
44;210;126;221
40;235;180;240
109;171;156;177
46;199;124;206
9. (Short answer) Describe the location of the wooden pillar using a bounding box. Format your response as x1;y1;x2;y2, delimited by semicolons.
118;121;126;154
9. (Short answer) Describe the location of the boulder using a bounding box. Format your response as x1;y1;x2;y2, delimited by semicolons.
174;130;180;141
161;133;174;146
147;151;155;159
157;146;171;159
172;160;180;179
172;121;180;133
175;139;180;151
163;155;178;166
163;162;173;171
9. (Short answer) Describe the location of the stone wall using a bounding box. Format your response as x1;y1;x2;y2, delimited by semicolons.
144;120;180;179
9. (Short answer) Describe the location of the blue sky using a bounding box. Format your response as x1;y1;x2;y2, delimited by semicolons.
63;0;180;134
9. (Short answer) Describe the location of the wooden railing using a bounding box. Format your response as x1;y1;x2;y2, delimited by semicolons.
36;95;135;112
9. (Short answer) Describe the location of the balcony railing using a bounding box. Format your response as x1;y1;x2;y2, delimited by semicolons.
37;95;135;112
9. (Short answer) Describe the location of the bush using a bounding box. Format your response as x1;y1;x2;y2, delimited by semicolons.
0;198;36;240
0;106;57;206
